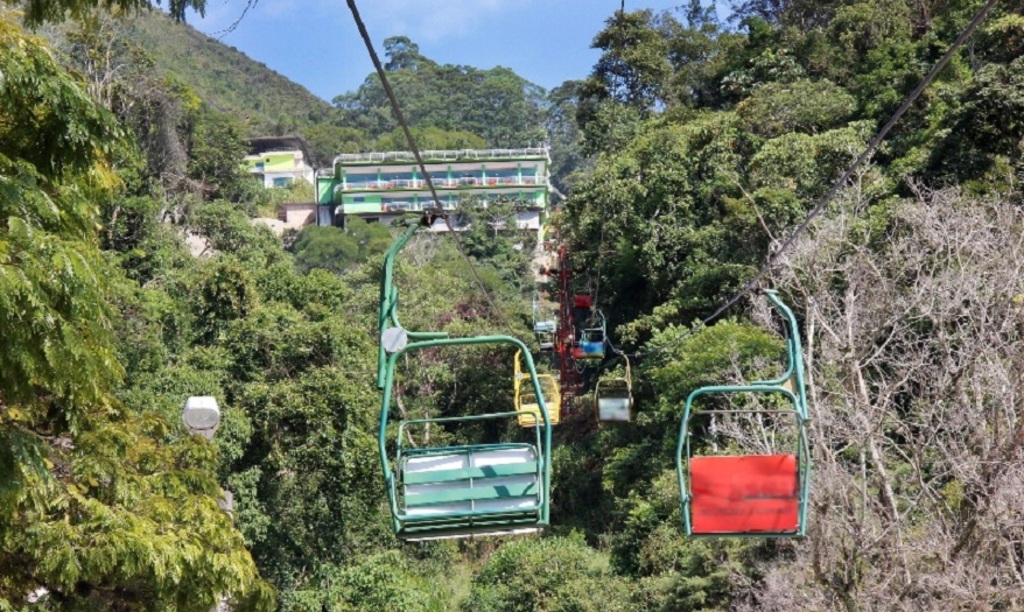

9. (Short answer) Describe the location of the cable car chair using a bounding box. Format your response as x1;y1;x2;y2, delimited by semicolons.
572;309;606;361
378;218;552;541
514;350;561;426
532;293;556;351
676;290;811;537
594;355;633;422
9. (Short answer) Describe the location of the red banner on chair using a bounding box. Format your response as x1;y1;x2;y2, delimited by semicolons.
690;454;799;534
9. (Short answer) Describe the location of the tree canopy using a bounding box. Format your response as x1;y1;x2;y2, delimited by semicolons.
5;0;1024;608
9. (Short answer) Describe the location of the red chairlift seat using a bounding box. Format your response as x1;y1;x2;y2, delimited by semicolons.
689;455;799;534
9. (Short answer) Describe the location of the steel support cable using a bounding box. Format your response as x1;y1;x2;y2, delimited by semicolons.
614;0;1000;361
699;0;1001;326
344;0;515;333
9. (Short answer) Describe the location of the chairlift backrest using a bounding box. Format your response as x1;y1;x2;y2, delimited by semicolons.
676;290;811;537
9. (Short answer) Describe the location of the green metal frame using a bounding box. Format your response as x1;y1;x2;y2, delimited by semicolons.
377;217;552;539
595;355;633;422
380;336;552;539
676;290;812;537
377;219;448;390
532;293;556;350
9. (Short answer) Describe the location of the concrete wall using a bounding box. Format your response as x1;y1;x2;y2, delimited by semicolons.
278;203;316;230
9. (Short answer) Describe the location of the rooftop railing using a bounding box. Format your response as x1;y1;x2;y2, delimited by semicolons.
332;148;549;166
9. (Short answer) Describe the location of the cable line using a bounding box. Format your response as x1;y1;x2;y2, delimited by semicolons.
607;0;1001;361
699;0;1001;326
344;0;516;333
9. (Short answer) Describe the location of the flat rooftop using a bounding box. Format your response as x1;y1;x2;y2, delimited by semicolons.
333;148;549;166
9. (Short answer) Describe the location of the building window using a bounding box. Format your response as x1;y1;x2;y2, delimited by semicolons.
272;177;292;188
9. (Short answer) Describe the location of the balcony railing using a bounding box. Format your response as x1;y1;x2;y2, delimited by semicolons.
345;197;544;215
341;176;543;191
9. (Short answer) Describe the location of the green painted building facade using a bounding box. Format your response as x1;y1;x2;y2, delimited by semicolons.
315;148;551;232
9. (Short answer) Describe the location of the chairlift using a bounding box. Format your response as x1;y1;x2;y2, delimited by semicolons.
532;293;557;351
514;350;561;426
676;290;811;537
594;355;633;422
377;218;552;541
572;310;606;361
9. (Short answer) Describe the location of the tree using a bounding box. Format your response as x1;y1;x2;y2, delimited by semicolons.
18;0;206;25
292;218;392;275
0;16;272;608
383;36;424;72
463;534;636;611
373;126;486;151
580;9;672;115
187;111;254;202
761;188;1024;608
302;123;371;167
544;81;587;194
929;56;1024;186
333;40;547;148
735;79;857;137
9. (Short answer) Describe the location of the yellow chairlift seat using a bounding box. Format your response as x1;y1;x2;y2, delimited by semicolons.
518;374;560;426
514;350;561;426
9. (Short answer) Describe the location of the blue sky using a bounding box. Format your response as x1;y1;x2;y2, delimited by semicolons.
185;1;731;102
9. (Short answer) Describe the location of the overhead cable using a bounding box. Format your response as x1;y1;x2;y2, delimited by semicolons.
344;0;516;333
609;0;1001;362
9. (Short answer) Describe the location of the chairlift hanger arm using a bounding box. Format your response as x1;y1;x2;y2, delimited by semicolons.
750;292;811;426
377;217;450;389
675;291;812;537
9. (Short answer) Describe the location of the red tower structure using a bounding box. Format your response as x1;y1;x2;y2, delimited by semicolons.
554;245;581;410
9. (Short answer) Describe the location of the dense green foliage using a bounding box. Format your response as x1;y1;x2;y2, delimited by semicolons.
4;0;1024;609
292;217;392;275
17;0;202;26
0;16;272;609
334;36;548;150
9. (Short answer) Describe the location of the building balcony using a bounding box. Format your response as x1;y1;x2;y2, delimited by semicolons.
344;201;455;215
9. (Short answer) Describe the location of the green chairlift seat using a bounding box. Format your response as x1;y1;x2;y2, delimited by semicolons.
381;336;552;541
377;218;552;540
677;290;811;537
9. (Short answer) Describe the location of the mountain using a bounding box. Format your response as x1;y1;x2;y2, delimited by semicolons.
124;9;333;135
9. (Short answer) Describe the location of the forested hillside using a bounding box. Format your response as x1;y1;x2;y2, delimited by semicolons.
2;0;1024;610
40;8;334;137
126;10;334;133
40;9;553;167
